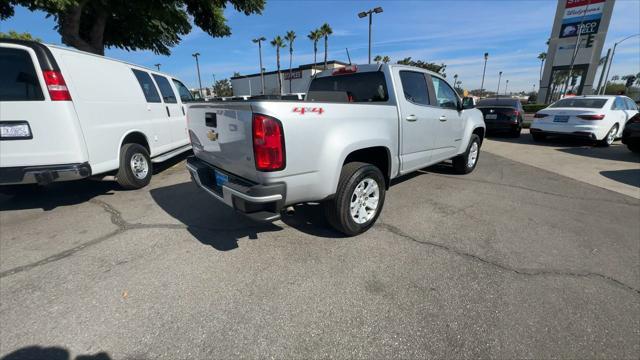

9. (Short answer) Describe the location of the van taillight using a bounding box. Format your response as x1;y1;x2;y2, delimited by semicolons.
252;114;285;171
42;70;72;101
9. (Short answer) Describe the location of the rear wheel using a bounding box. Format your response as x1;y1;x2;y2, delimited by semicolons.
116;143;152;189
531;132;546;142
597;124;618;147
324;162;386;236
452;134;481;174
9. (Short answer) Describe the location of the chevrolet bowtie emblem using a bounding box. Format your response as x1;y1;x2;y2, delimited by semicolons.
207;130;218;141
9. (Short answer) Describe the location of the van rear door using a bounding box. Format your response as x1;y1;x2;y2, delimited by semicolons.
0;42;87;168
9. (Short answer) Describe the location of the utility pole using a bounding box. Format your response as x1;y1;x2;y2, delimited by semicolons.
480;52;488;98
496;71;502;97
596;48;610;94
192;52;203;99
358;7;383;64
252;37;266;95
154;63;161;71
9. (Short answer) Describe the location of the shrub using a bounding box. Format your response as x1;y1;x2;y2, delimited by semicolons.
523;104;549;113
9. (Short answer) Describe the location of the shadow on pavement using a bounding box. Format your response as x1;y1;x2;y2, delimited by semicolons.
150;181;284;251
600;169;640;188
1;346;111;360
488;132;597;147
558;145;640;164
0;152;191;212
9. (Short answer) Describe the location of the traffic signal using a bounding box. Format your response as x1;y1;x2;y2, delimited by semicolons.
585;34;595;48
625;76;637;88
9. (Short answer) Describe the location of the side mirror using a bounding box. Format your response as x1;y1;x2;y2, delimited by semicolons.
462;97;475;109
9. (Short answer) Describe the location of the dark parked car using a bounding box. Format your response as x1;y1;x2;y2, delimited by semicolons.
476;98;524;137
622;112;640;153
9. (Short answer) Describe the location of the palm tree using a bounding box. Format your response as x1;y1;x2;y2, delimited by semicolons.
373;55;382;64
538;52;547;84
270;36;286;95
382;56;390;64
285;30;296;93
320;23;333;70
307;29;321;68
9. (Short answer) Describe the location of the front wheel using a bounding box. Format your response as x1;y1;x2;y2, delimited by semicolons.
116;143;153;189
452;134;481;174
597;124;618;147
324;162;386;236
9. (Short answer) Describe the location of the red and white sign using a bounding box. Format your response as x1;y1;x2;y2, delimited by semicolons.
565;0;605;9
293;107;324;115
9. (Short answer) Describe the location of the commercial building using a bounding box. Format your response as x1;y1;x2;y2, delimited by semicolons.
231;61;349;96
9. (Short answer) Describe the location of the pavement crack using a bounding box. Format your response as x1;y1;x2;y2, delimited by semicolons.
376;222;640;296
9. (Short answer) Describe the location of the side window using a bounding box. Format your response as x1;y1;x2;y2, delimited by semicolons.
152;74;177;104
625;98;638;111
612;97;625;110
399;71;429;105
172;79;194;102
431;77;459;110
0;47;44;101
131;69;161;103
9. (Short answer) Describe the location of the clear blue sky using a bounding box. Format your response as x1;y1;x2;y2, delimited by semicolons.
1;0;639;92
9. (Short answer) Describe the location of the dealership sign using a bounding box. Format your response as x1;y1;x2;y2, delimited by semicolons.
560;0;605;38
284;70;302;80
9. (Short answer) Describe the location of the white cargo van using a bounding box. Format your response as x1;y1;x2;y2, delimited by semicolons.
0;39;193;190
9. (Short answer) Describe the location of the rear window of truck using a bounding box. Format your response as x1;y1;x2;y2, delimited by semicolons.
308;72;388;103
477;99;520;107
0;47;45;101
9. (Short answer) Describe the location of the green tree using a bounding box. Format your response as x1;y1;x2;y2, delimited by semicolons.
373;55;382;64
213;79;233;97
382;56;390;64
270;35;286;95
537;52;546;84
285;30;296;93
0;30;41;41
397;57;446;77
1;1;264;55
320;23;332;70
307;29;321;67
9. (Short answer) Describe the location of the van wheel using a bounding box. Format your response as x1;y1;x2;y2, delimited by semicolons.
324;162;386;236
452;134;481;174
116;143;152;190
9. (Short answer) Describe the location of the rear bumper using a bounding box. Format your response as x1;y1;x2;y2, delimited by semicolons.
530;127;599;140
530;122;607;140
485;121;520;132
0;162;91;185
186;156;286;221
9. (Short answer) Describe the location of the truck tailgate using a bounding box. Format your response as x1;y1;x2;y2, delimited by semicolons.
187;103;259;182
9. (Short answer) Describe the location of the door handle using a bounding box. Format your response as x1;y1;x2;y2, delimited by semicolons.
166;106;170;117
439;115;447;122
406;114;417;122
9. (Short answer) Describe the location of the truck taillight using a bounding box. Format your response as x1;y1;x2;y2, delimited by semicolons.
252;114;285;171
332;65;358;76
42;70;72;101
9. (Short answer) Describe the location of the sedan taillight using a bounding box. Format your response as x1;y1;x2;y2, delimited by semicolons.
577;114;605;120
252;114;285;171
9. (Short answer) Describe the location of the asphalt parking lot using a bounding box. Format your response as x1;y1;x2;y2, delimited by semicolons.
1;140;639;359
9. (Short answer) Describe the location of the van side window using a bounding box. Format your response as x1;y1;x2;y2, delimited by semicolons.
431;77;459;110
172;79;194;102
152;74;177;104
399;71;430;105
131;69;161;103
0;48;44;101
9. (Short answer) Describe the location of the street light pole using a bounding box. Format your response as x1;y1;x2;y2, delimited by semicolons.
601;33;640;95
192;52;203;99
480;52;488;98
496;71;503;97
154;63;161;71
505;79;509;96
358;7;383;64
252;37;266;95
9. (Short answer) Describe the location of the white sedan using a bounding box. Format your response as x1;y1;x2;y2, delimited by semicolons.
530;95;639;146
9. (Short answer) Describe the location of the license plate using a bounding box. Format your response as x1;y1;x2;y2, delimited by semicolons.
214;170;228;187
554;115;569;122
485;114;497;120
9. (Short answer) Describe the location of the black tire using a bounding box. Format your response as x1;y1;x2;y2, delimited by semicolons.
324;162;386;236
597;124;618;147
627;143;640;153
531;132;546;142
510;128;522;138
116;143;152;190
452;134;481;174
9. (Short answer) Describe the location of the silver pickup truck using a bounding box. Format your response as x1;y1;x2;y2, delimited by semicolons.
186;64;485;235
